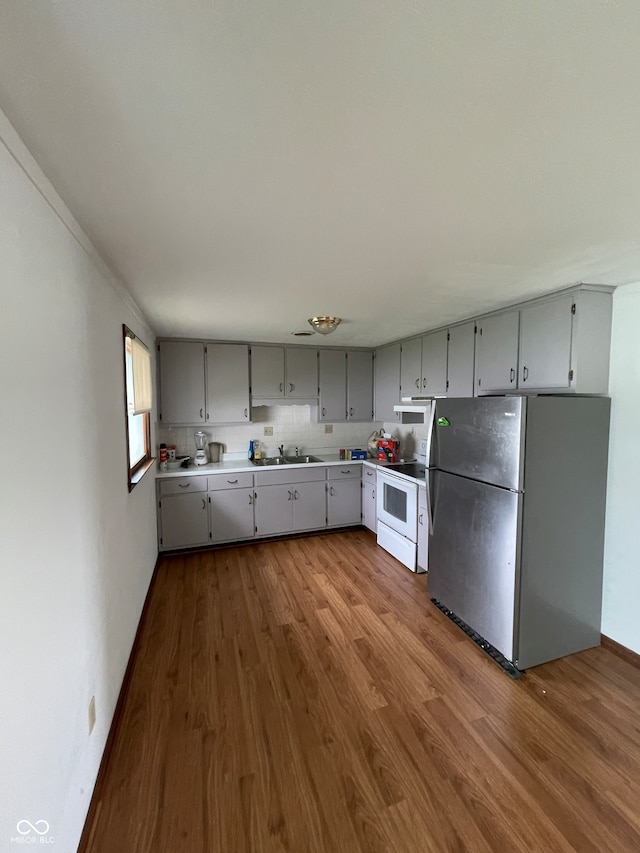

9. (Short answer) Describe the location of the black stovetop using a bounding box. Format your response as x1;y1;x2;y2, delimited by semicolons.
384;462;426;480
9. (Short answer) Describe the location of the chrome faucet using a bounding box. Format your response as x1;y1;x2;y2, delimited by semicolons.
278;444;284;458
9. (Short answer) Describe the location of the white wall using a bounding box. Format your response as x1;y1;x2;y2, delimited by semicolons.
0;115;158;850
602;281;640;654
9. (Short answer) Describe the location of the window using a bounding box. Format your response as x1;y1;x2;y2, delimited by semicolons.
123;325;154;491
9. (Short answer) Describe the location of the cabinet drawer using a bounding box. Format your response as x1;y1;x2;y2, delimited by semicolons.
328;465;362;480
159;476;208;496
362;465;377;481
208;472;254;491
254;467;327;487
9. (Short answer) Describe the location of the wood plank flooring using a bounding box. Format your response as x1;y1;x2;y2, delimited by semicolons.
79;530;640;853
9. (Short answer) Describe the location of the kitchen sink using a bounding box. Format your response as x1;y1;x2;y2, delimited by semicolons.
251;455;323;466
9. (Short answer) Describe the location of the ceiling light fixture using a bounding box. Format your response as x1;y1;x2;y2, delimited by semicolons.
308;316;342;336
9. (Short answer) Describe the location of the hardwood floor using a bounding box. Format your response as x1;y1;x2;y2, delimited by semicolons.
80;530;640;853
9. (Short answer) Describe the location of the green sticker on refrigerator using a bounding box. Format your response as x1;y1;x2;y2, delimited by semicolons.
437;417;451;427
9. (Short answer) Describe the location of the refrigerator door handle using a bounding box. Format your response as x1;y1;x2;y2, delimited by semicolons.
425;401;437;467
425;469;434;534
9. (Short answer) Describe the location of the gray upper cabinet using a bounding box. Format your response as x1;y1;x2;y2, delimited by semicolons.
347;351;373;421
517;288;612;393
319;350;347;421
374;344;401;422
519;297;572;390
251;346;285;397
400;338;422;398
421;330;448;396
286;347;319;397
206;343;250;423
447;322;476;397
251;345;318;399
158;341;206;425
475;310;520;395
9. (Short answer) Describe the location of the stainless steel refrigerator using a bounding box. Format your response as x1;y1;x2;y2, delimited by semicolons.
427;395;610;672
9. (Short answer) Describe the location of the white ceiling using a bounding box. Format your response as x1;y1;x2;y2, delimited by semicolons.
1;1;640;347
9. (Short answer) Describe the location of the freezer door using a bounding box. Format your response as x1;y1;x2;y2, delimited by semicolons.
428;470;521;661
433;397;525;490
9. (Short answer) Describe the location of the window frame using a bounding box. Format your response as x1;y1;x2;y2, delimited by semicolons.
123;324;154;491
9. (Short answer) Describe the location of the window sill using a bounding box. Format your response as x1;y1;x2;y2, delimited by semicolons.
128;457;156;492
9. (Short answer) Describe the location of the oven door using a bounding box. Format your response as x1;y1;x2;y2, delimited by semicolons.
376;471;418;542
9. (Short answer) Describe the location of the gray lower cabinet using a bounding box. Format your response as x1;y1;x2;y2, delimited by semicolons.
254;474;327;536
158;477;209;550
362;466;377;532
208;472;255;543
417;485;428;571
327;467;362;526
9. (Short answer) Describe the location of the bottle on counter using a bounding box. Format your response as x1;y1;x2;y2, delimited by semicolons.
159;443;168;471
248;439;255;461
254;440;262;460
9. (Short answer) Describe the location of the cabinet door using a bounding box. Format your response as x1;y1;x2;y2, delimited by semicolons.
319;350;347;422
209;488;255;543
286;347;318;398
400;338;422;398
362;469;377;532
158;341;206;425
374;344;401;423
159;492;209;550
475;311;519;394
447;322;476;397
254;484;292;536
251;346;285;397
347;351;373;421
206;344;250;424
417;487;428;571
421;330;448;396
327;478;362;526
519;297;573;390
291;481;327;532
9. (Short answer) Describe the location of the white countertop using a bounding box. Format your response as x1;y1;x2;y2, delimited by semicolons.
156;454;387;479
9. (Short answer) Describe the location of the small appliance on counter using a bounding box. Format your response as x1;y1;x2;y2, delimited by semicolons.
194;431;208;465
377;437;400;463
208;441;223;463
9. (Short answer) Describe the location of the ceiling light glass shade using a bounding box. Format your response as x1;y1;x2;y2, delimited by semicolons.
308;316;342;335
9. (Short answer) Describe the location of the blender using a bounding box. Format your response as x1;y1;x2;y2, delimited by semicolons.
194;431;208;465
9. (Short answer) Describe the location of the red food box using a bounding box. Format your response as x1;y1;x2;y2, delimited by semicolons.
377;439;400;463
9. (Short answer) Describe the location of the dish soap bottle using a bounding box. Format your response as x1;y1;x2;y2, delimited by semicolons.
253;440;262;460
248;439;255;461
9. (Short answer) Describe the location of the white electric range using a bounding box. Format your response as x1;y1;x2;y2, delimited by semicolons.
376;454;428;573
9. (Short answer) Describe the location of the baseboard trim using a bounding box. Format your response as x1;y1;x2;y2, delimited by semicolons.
601;634;640;670
77;555;161;853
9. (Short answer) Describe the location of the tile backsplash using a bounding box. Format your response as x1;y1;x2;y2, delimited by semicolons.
158;404;384;459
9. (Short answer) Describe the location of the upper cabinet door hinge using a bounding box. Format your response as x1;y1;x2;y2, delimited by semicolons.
571;303;576;315
447;331;450;341
474;325;478;334
568;369;574;381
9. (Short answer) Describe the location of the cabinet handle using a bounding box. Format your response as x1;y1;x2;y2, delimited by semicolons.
372;490;375;500
280;382;284;392
206;412;209;421
248;493;253;505
289;383;294;392
341;469;352;474
522;366;528;382
202;498;206;510
322;407;326;417
287;490;293;501
366;470;373;477
330;486;335;496
510;368;515;383
349;407;354;417
178;483;190;488
294;490;299;500
200;408;203;419
415;378;420;389
419;513;423;525
227;479;238;484
244;407;248;418
423;377;427;389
